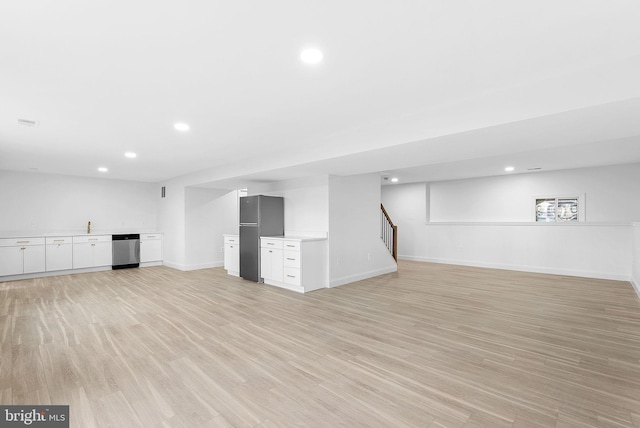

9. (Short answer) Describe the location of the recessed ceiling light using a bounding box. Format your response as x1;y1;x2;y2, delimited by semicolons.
300;48;323;64
174;123;190;131
98;167;108;172
504;166;515;172
125;152;137;159
391;177;399;183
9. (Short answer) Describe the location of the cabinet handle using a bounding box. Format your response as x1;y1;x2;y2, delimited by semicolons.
17;240;29;244
286;244;296;247
20;247;26;250
229;245;234;248
269;250;272;253
53;239;64;242
228;239;235;242
89;238;98;241
91;243;96;247
286;275;296;278
147;235;156;238
267;243;275;245
286;258;295;260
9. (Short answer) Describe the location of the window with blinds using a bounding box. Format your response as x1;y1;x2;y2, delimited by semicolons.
535;197;580;222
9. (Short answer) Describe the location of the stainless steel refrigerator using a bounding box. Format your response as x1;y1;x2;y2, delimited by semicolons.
239;195;284;282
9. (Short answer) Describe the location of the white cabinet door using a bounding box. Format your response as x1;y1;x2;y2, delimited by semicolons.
261;247;283;283
224;243;239;274
140;239;162;262
93;242;113;267
0;238;46;276
73;243;93;269
23;245;46;274
46;244;73;271
0;247;23;276
73;236;112;268
46;238;73;272
260;247;272;280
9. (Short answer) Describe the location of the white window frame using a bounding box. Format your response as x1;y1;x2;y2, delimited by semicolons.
532;193;585;223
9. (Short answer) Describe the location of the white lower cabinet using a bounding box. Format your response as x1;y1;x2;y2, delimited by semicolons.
260;237;327;293
0;247;23;276
0;237;46;276
140;233;163;263
73;235;112;269
223;235;240;276
1;231;164;281
46;237;73;271
261;245;283;283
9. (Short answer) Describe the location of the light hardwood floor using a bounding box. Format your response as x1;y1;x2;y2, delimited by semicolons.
1;261;640;427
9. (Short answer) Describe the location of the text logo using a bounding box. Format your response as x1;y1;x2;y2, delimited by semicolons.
1;406;68;428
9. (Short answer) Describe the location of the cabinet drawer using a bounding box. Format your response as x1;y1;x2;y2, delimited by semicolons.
260;238;283;249
46;236;73;245
141;234;162;241
283;267;301;286
283;250;301;268
224;235;239;245
0;237;45;247
283;240;301;251
73;235;112;244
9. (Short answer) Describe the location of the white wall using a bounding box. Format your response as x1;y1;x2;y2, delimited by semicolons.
185;188;238;270
382;163;640;282
329;173;397;287
430;163;640;223
249;175;329;236
415;223;631;281
0;170;157;235
633;223;640;297
156;182;186;269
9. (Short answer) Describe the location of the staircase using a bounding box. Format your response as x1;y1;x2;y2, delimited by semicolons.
380;204;398;262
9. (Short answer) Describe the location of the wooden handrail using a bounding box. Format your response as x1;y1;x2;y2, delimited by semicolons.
381;204;395;227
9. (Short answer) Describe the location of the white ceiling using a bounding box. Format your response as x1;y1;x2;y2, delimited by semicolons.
2;1;640;188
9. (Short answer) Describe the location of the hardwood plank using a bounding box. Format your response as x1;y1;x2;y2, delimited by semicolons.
1;261;639;427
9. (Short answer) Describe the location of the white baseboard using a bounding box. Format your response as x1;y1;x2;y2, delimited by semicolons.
183;261;224;271
140;261;162;268
161;261;186;271
398;255;630;282
164;260;224;271
329;265;398;288
0;266;112;283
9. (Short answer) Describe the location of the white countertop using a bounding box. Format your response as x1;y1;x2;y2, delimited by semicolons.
261;235;327;242
0;230;163;239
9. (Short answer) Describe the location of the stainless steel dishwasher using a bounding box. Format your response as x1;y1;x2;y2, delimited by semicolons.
112;234;140;269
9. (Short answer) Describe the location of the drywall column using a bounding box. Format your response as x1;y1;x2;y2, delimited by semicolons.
157;183;187;270
328;173;397;287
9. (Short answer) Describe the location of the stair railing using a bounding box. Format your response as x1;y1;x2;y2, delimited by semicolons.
380;204;398;262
